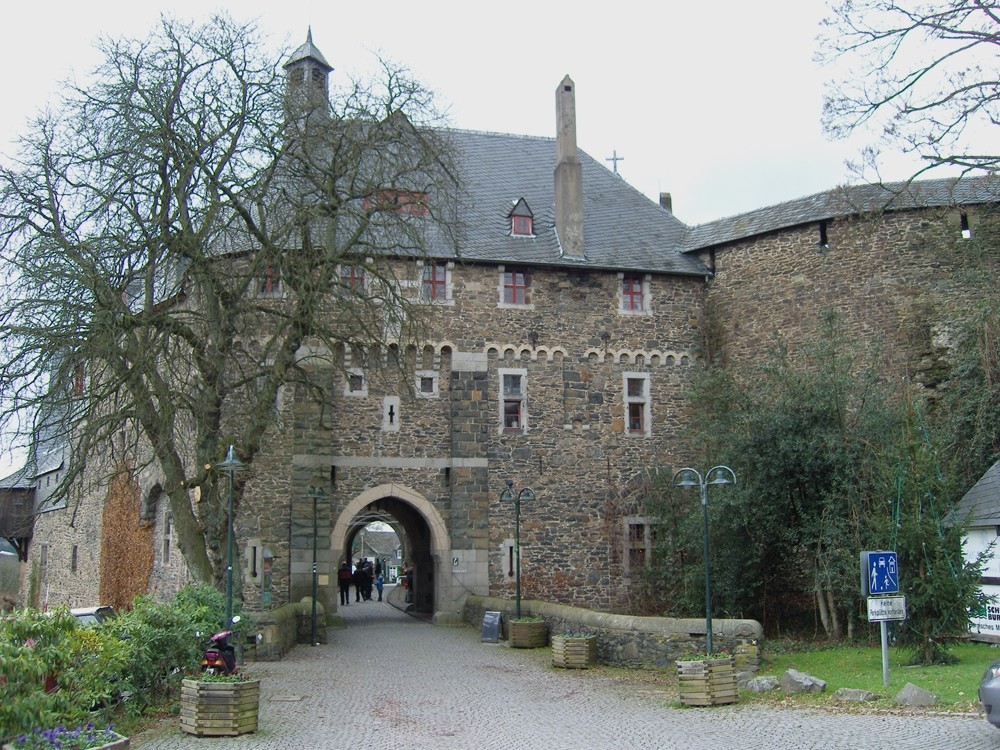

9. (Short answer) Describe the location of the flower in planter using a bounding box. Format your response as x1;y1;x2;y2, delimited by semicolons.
8;722;121;750
558;631;595;638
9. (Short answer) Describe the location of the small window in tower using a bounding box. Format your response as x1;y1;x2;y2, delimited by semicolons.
961;212;972;239
345;368;367;397
818;221;830;249
499;368;527;434
624;373;651;436
416;370;439;398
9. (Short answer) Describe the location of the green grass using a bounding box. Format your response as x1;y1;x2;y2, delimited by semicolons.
754;641;1000;712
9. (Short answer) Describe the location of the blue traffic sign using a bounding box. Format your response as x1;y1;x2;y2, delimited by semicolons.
861;551;899;595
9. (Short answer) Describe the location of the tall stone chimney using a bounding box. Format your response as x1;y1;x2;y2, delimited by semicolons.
554;76;585;259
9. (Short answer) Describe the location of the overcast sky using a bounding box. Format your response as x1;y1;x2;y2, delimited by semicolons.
0;0;938;476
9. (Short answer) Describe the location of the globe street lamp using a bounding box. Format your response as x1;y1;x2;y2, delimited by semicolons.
307;485;327;647
672;465;736;655
216;445;245;626
499;480;535;619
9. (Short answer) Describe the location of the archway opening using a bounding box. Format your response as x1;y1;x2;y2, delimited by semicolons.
337;495;436;615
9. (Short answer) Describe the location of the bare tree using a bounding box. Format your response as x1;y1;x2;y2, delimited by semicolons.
0;15;457;587
820;0;1000;176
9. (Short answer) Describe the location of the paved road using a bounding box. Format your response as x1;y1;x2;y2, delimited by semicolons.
133;590;1000;750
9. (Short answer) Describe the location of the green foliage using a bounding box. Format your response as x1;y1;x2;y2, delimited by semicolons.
646;312;893;637
873;393;989;665
0;608;127;741
0;583;234;743
939;300;1000;487
108;585;232;709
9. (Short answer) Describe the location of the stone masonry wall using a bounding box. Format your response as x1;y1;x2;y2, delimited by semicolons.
698;206;997;383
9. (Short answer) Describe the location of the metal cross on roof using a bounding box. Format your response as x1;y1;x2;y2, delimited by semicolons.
605;149;624;175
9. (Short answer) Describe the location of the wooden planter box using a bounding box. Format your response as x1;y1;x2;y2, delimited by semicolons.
552;635;597;669
4;732;128;750
508;619;547;648
180;678;260;736
676;657;738;706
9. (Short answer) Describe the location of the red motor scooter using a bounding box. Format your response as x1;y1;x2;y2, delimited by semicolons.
201;615;240;675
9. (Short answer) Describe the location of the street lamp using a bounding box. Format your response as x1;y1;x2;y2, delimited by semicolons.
216;445;245;626
672;465;736;655
499;480;535;618
307;485;327;647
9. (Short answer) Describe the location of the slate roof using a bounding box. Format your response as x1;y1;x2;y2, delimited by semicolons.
683;175;1000;251
441;129;707;277
952;459;1000;526
0;462;34;491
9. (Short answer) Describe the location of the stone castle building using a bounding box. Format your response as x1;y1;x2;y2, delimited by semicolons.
5;32;998;622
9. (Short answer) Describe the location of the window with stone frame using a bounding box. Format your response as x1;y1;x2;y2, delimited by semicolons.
416;370;439;398
623;517;654;576
420;261;450;302
258;264;283;296
344;367;367;397
338;263;366;294
501;266;530;305
620;272;650;314
624;372;651;436
499;368;527;433
382;396;401;432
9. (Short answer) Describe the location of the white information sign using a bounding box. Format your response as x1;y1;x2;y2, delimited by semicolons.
867;595;907;622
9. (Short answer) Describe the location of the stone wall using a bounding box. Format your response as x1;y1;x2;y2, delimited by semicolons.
464;595;762;669
696;206;998;383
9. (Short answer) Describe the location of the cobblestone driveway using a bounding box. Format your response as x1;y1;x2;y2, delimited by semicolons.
132;591;1000;750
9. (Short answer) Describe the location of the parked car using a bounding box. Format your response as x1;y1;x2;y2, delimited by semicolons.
70;605;116;627
979;659;1000;728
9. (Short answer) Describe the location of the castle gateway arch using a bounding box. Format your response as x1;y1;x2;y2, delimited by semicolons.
330;483;482;622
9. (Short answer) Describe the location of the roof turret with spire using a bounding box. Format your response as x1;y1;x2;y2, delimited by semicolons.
284;27;332;116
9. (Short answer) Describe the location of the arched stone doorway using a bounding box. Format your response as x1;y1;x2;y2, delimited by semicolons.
331;484;452;620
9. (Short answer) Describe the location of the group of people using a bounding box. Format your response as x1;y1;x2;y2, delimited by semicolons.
338;559;385;604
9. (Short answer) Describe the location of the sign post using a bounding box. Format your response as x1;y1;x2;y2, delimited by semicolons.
861;551;905;688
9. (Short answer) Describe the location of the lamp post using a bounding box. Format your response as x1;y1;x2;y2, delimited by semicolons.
499;480;535;619
216;445;245;626
307;485;326;647
672;465;736;655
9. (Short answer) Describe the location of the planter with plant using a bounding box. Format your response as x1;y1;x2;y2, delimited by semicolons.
507;616;547;648
551;632;597;669
180;672;260;737
2;723;128;750
675;654;738;706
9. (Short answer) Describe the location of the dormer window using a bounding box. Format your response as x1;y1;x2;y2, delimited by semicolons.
365;190;428;215
509;198;534;237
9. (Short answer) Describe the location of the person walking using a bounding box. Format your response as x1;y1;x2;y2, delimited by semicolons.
353;560;366;603
337;561;352;606
375;572;384;601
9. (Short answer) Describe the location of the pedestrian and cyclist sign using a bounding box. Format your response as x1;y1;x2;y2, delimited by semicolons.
861;550;906;688
861;550;899;595
861;550;906;622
